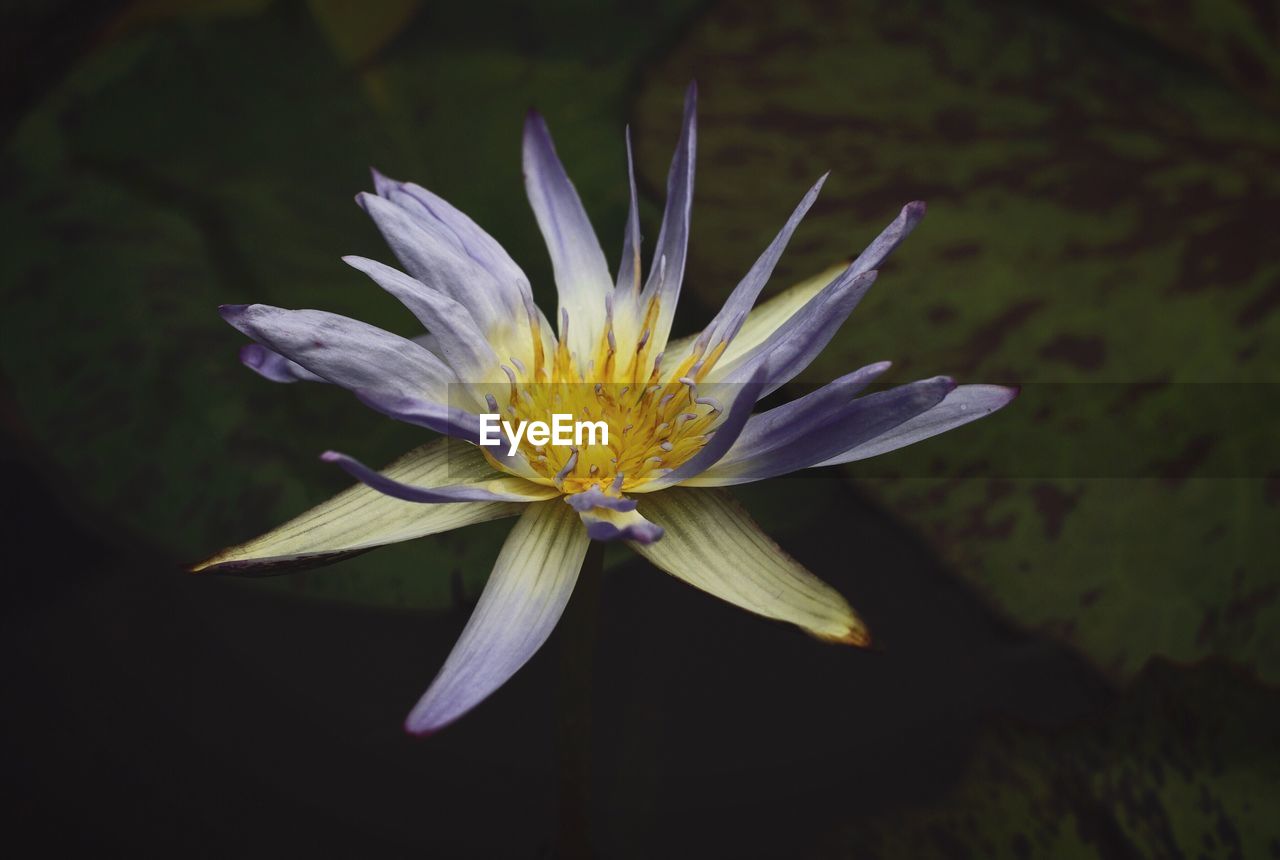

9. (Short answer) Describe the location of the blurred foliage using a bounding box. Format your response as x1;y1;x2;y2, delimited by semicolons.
634;0;1280;683
1083;0;1280;112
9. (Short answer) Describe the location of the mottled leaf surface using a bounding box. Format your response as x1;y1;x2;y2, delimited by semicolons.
633;0;1280;680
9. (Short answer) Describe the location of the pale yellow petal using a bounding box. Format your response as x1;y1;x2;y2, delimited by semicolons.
629;487;869;644
193;439;523;574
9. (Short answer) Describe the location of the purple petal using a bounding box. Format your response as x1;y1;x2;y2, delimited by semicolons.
370;168;529;292
354;388;482;440
405;501;588;734
720;361;892;463
239;334;441;386
637;81;697;351
239;343;325;383
563;486;638;512
321;450;550;503
695;173;827;354
848;200;926;280
615;127;643;295
356;192;513;335
818;384;1018;465
220;304;454;400
343;255;499;380
687;376;955;486
523;111;612;360
716;268;878;396
640;365;770;490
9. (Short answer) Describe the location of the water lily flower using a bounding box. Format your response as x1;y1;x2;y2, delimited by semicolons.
195;83;1015;734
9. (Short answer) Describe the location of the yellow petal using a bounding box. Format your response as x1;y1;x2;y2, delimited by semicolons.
192;439;523;574
629;487;869;645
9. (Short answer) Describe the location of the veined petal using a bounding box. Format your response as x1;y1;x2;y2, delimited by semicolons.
694;173;827;354
523;111;612;362
635;366;769;491
637;81;697;354
371;169;530;294
405;499;589;734
630;488;869;644
684;376;955;486
240;334;442;385
343;255;500;383
321;450;559;503
577;506;664;543
191;440;519;575
356;191;514;341
220;304;454;401
714;268;878;396
817;384;1018;465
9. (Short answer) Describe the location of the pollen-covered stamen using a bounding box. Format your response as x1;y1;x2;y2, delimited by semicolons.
481;281;739;494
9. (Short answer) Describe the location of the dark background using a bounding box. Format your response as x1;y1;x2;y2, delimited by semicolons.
2;0;1278;856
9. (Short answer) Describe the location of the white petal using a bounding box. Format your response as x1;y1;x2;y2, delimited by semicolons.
405;499;589;733
523;112;613;362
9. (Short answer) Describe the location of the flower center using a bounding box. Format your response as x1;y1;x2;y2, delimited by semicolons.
481;297;730;493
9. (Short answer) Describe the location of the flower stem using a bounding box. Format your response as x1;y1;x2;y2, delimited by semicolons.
556;539;603;856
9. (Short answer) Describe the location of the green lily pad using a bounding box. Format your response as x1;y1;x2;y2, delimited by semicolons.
633;0;1280;680
1082;0;1280;113
822;661;1280;858
0;0;703;609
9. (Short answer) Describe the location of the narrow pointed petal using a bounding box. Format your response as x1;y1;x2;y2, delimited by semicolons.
343;255;500;381
405;500;589;734
818;384;1018;465
220;304;455;401
684;376;955;486
577;506;664;543
321;450;558;503
631;488;869;645
847;200;926;279
673;201;925;372
695;174;827;353
708;362;892;463
191;441;520;574
666;263;846;370
522;111;612;361
637;81;697;353
636;366;770;491
615;128;642;295
715;268;878;396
